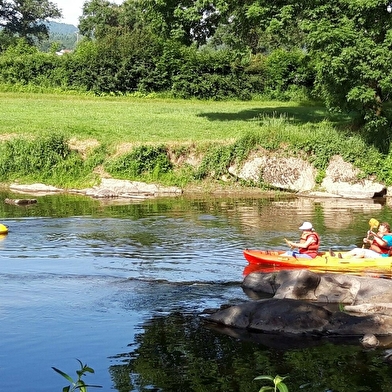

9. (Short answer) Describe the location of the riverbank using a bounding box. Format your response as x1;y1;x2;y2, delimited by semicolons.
4;151;389;202
0;93;390;197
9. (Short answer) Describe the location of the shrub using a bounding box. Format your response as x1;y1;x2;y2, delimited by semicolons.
104;145;172;179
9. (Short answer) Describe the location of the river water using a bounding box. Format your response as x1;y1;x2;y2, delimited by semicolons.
1;190;392;392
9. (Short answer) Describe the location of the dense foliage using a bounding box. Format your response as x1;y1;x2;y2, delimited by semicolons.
0;37;310;100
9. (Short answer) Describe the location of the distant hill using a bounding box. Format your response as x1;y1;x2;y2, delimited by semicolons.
47;21;78;34
37;21;80;52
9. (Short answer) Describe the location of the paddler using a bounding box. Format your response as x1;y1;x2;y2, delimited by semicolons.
343;222;392;258
283;221;320;259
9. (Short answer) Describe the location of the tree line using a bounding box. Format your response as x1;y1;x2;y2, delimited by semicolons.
1;0;392;149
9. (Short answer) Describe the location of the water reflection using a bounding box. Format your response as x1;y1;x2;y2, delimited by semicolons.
1;190;392;391
112;312;392;392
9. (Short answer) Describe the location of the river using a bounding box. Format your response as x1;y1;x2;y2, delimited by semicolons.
0;190;391;392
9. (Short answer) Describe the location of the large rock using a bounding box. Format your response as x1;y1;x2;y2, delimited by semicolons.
229;155;316;192
206;297;392;336
83;178;182;198
320;156;386;199
228;152;386;198
205;270;392;339
242;269;392;305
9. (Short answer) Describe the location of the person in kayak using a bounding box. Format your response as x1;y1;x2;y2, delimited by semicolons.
343;222;392;258
283;221;320;259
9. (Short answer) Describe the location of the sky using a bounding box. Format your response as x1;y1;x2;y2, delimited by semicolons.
53;0;123;26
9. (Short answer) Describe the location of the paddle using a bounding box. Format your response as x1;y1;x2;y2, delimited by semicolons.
362;218;380;248
284;238;294;248
369;218;380;230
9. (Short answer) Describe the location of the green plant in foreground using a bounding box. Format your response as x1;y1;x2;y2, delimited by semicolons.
52;359;102;392
254;374;289;392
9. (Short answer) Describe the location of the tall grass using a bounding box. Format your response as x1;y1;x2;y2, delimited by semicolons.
0;134;100;188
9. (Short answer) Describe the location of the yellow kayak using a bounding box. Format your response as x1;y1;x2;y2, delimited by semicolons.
243;249;392;274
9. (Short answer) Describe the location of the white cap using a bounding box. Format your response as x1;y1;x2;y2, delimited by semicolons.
299;222;313;230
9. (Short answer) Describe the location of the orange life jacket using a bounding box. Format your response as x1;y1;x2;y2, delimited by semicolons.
370;236;392;254
299;231;320;258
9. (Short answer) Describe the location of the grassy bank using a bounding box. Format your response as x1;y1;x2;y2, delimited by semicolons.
0;92;388;190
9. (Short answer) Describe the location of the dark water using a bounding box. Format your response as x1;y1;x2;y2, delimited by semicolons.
1;191;392;392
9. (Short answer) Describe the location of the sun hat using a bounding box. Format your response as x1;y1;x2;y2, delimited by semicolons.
299;222;313;230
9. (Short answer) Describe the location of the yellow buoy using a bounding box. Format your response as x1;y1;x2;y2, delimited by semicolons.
0;223;8;234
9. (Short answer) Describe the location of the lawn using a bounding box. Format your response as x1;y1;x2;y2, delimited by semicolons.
0;93;349;146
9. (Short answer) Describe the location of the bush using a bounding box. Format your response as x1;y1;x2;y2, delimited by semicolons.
0;51;63;87
171;47;253;100
104;145;172;179
0;134;95;187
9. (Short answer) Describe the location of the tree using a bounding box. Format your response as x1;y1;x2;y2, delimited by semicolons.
79;0;229;46
210;0;306;53
222;0;392;149
78;0;121;40
0;0;62;43
302;2;392;130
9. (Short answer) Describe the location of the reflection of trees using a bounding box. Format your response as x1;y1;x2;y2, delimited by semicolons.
108;312;392;392
108;313;273;391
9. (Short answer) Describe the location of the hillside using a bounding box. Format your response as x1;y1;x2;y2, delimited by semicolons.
47;21;78;34
37;21;79;51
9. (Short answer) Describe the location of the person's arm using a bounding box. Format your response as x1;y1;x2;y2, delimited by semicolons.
370;231;388;246
286;235;316;249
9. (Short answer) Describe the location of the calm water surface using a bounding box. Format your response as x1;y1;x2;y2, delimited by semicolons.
1;191;392;392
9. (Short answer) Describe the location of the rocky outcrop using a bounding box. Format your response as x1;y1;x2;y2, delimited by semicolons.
242;269;392;304
228;153;386;199
206;297;392;337
205;270;392;343
6;153;389;199
229;155;317;192
82;178;182;198
320;156;387;199
6;149;392;200
9;179;182;199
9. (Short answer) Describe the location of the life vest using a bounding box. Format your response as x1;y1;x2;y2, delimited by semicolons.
299;231;320;258
370;235;392;255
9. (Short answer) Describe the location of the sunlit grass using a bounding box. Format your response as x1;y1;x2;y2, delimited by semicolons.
0;92;350;147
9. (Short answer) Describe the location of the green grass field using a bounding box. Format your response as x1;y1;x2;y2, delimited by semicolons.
0;92;350;146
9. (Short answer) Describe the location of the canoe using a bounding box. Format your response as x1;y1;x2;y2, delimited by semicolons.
243;249;392;274
0;223;8;235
